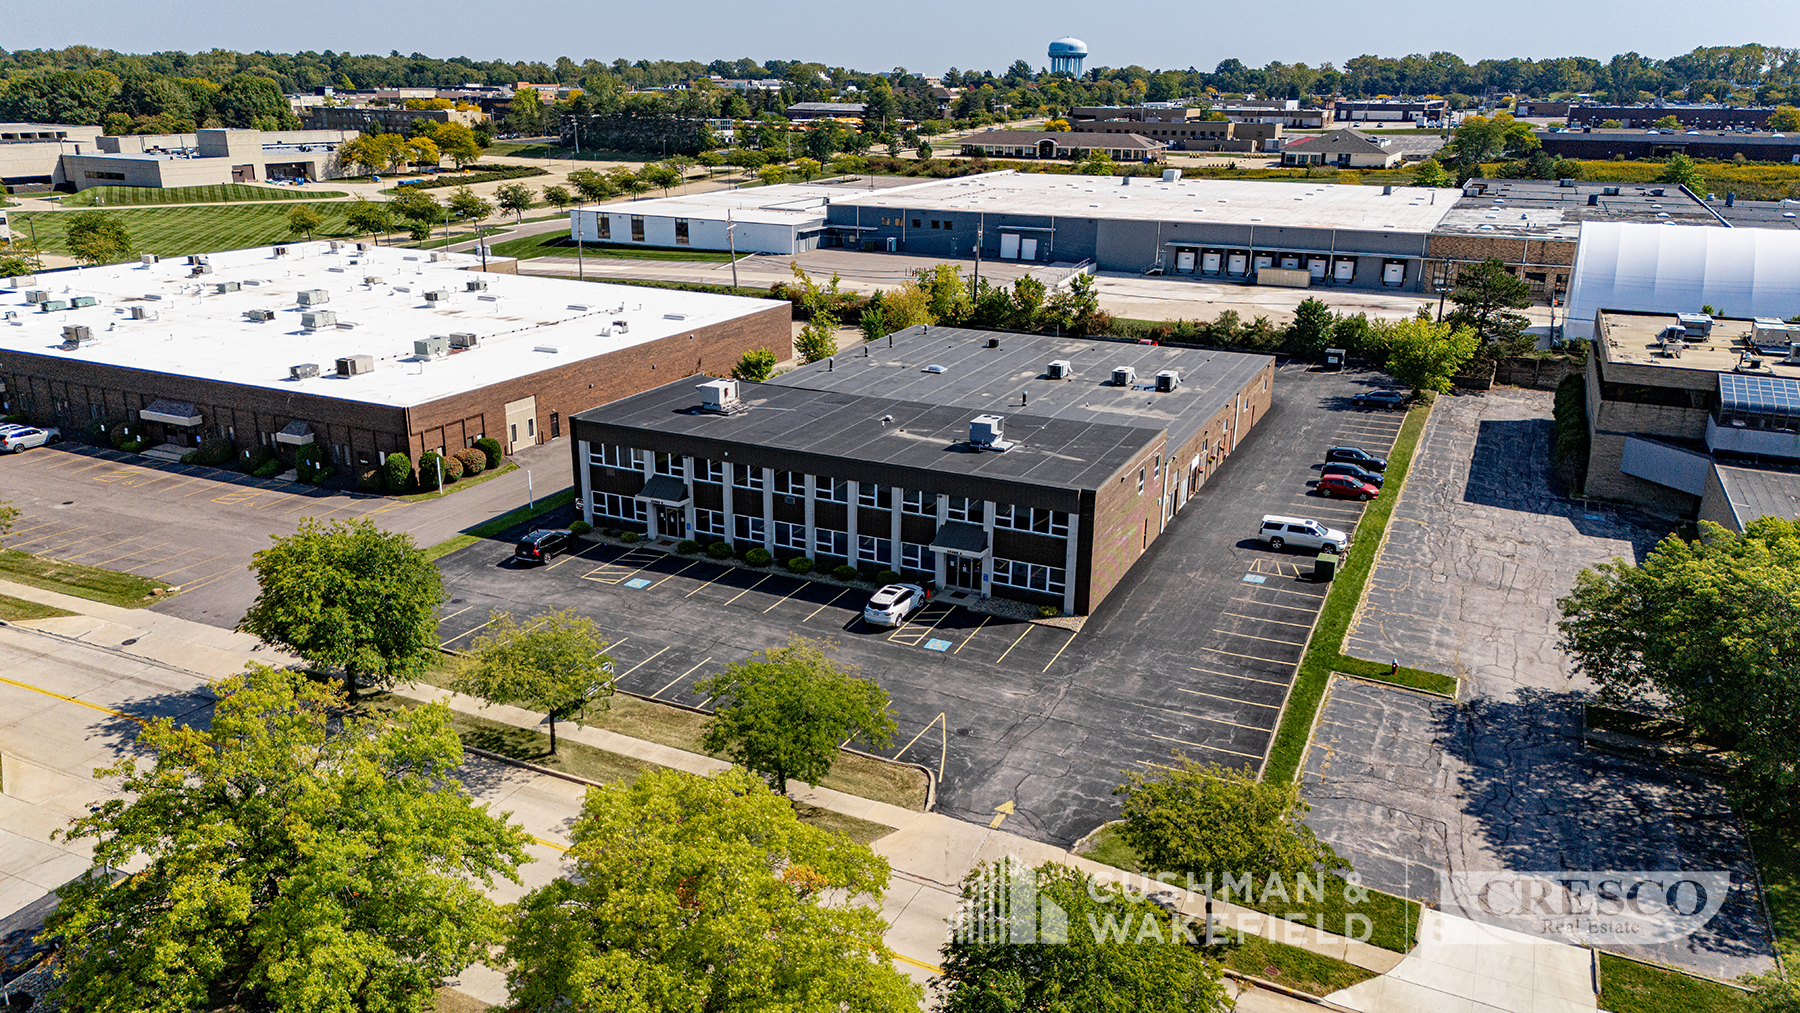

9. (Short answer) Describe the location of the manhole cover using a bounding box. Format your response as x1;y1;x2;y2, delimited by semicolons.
121;638;138;646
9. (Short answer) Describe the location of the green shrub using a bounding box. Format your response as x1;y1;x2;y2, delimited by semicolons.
621;531;639;543
456;448;485;477
473;436;503;469
357;466;383;492
109;425;144;451
745;547;773;567
441;453;464;483
180;449;200;464
1039;605;1061;618
193;437;235;466
417;451;444;491
677;539;700;554
875;569;901;585
383;452;414;494
707;541;735;559
294;442;332;485
832;564;859;581
787;556;814;573
252;457;283;478
241;445;276;473
569;520;592;535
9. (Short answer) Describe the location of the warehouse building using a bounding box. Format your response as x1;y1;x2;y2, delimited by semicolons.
59;128;360;189
569;326;1275;614
0;244;789;470
822;170;1454;289
1332;99;1449;126
1539;129;1800;164
1564;222;1800;339
569;183;839;255
1564;104;1774;130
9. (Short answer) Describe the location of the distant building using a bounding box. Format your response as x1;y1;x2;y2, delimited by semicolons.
959;130;1166;162
569;183;847;255
785;102;866;121
1565;104;1773;130
1213;100;1329;130
51;129;359;190
1513;100;1572;119
304;106;483;133
1537;129;1800;164
1332;99;1449;126
1278;129;1401;168
0;122;104;189
1048;37;1088;76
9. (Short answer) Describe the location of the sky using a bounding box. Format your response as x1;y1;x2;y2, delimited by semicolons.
2;0;1796;74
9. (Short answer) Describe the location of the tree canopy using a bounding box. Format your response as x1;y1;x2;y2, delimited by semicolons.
455;608;613;753
63;210;134;266
1114;757;1344;884
503;767;921;1013
1380;314;1480;394
1448;257;1533;349
45;665;529;1013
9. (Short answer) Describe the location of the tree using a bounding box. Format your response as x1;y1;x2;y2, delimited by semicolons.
506;87;545;135
1743;959;1800;1013
407;135;440;169
566;168;615;203
389;186;443;228
1115;758;1343;885
731;348;777;381
63;210;133;266
1657;151;1706;191
1411;157;1453;187
285;203;323;241
792;156;823;181
1077;148;1116;176
1381;315;1480;394
1769;106;1800;133
916;139;932;159
787;262;846;364
503;767;921;1013
695;150;725;177
757;163;789;186
1653;114;1683;130
694;635;895;794
1448;257;1532;346
937;860;1230;1013
1283;296;1337;359
1558;519;1800;819
1599;118;1623;128
238;516;445;700
539;183;573;211
44;665;529;1013
434;121;481;167
0;237;44;277
493;182;536;223
1046;272;1105;337
344;197;392;241
447;185;494;227
456;609;613;754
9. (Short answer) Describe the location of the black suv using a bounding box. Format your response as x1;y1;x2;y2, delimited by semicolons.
1320;461;1385;487
514;529;575;565
1325;446;1388;472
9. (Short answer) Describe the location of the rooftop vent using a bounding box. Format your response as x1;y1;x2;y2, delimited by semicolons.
273;246;289;257
696;378;745;415
968;414;1014;452
129;305;149;320
663;312;687;320
140;253;159;265
1785;342;1800;366
290;362;320;380
925;364;947;374
424;290;451;303
59;324;94;349
448;331;479;349
1047;359;1072;379
363;276;384;285
1155;369;1181;392
335;354;374;376
1112;365;1137;387
1602;186;1621;196
300;309;337;330
1162;168;1182;183
296;289;330;306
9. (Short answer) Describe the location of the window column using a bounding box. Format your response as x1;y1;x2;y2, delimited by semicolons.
578;439;594;527
682;455;697;539
761;467;776;553
933;493;949;588
640;450;658;538
889;495;902;575
722;461;735;542
1062;511;1080;616
846;481;859;560
803;474;817;559
981;500;998;598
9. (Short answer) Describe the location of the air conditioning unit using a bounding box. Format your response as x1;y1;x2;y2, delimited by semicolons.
60;325;94;348
968;414;1014;452
1675;312;1713;337
424;290;451;302
428;251;447;262
273;246;289;257
244;309;275;322
216;281;240;294
328;241;343;251
696;378;745;414
1155;369;1181;392
448;331;479;349
296;289;330;305
39;299;68;312
140;253;159;265
363;276;384;286
1112;366;1137;387
24;290;48;304
1786;342;1800;365
128;305;148;320
414;336;449;358
290;362;320;380
1602;186;1621;196
466;279;488;292
335;354;374;376
70;296;97;308
1047;359;1071;379
300;309;337;329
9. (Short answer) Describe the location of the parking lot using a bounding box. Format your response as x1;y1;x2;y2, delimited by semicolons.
434;365;1412;844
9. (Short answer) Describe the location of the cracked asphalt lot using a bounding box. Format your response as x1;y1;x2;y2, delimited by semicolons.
1301;388;1775;977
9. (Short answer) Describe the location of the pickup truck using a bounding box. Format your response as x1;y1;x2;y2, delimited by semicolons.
0;426;61;453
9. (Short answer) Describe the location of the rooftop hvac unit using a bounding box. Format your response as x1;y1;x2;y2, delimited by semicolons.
466;278;488;292
1676;312;1713;336
1162;168;1181;182
140;253;160;265
300;309;337;329
424;290;451;302
1155;369;1181;392
968;414;1014;452
24;290;49;304
1602;186;1621;196
328;241;342;251
696;378;745;415
289;362;320;380
38;299;68;312
191;264;213;275
71;296;97;308
1558;178;1576;187
363;276;384;285
60;325;94;348
1786;343;1800;365
428;251;447;262
1112;365;1137;387
129;305;148;320
244;308;275;322
296;289;330;306
356;242;370;252
335;354;374;376
414;336;449;358
1047;359;1072;379
1753;319;1800;345
448;331;479;349
1649;188;1665;197
273;246;289;257
216;281;240;294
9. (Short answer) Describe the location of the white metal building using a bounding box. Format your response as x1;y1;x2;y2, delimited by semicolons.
1565;222;1800;338
569;185;839;255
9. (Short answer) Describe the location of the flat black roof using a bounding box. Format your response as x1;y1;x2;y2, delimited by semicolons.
771;325;1272;452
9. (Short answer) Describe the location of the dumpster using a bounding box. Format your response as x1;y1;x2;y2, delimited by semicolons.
1323;348;1346;371
1314;552;1338;582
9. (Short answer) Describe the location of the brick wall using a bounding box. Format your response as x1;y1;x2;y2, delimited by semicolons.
1493;356;1583;390
1584;431;1701;516
1083;436;1169;614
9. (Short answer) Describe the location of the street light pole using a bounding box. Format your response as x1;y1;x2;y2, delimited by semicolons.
972;212;983;296
576;202;585;281
727;209;739;289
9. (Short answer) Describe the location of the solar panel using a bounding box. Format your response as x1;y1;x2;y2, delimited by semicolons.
1719;372;1800;418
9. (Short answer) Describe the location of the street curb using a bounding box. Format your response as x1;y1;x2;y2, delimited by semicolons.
1222;970;1359;1012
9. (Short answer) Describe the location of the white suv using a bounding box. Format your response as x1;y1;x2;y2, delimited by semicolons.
864;583;927;627
0;426;60;453
1258;515;1348;554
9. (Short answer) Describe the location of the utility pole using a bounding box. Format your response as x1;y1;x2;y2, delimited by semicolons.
576;202;585;281
972;212;983;296
727;209;739;289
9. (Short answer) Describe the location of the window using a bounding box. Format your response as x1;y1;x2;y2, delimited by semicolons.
675;218;690;245
695;508;725;537
774;471;806;497
901;488;933;516
1153;455;1161;481
815;475;848;502
695;457;725;483
992;558;1066;595
815;528;848;558
597;215;610;239
734;515;766;544
655;451;684;478
593;492;647;523
929;220;939;229
774;521;806;550
993;504;1068;536
912;219;921;228
942;220;953;231
84;171;126;181
1138;467;1146;494
858;483;887;508
901;542;935;573
630;215;645;242
591;443;635;469
733;464;764;491
946;495;981;523
857;534;892;565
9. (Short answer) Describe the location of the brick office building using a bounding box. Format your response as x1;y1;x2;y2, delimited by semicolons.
569;327;1274;615
0;244;790;469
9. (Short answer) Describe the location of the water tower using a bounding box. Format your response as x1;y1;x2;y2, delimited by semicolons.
1048;37;1088;76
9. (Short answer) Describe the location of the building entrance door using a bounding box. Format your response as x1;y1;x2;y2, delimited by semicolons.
947;555;981;591
657;505;684;540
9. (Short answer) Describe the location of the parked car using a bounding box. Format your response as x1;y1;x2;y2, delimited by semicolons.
1351;389;1411;409
0;426;60;453
1316;474;1380;500
1325;445;1388;471
1258;515;1348;553
1320;461;1385;487
513;528;575;565
863;583;927;628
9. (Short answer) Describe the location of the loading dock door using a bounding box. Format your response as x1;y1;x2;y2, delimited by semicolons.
1020;237;1038;260
1176;249;1196;273
1279;254;1300;270
1334;259;1355;282
1383;261;1406;286
1000;233;1021;259
1254;254;1274;272
1308;258;1328;279
1202;251;1221;274
1227;253;1248;275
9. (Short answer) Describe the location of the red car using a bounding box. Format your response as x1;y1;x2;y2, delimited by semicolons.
1317;474;1380;501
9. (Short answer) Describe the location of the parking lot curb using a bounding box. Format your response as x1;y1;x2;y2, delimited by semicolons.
1222;971;1359;1013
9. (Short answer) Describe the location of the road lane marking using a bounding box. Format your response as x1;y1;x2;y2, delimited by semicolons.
614;646;670;680
1195;646;1297;666
1220;611;1315;629
719;574;774;605
1041;630;1077;673
1176;687;1282;709
1230;596;1321;614
0;674;146;725
994;625;1031;664
648;559;704;587
953;613;991;653
1212;629;1306;648
1149;731;1261;760
650;658;712;699
1191;666;1290;687
803;587;855;620
1157;706;1271;732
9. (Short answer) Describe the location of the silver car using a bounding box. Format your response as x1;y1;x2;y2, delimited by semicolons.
863;583;927;627
1258;514;1348;553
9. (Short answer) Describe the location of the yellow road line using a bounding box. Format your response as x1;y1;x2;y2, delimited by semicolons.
994;625;1031;664
1041;630;1077;673
893;952;943;975
89;539;173;568
1176;687;1282;709
528;834;569;853
761;580;809;612
1191;666;1289;687
953;612;992;653
0;674;145;724
649;559;704;587
1253;584;1328;600
803;587;855;621
1230;596;1321;614
720;574;773;605
1149;731;1261;760
651;658;711;699
7;525;88;549
1195;646;1297;666
1157;706;1271;732
150;550;223;578
1212;629;1306;648
436;604;476;626
170;569;230;594
1220;611;1314;629
683;566;736;597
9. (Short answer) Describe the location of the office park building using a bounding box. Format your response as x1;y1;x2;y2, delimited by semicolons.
571;327;1274;614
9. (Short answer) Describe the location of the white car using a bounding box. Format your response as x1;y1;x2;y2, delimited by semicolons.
0;426;60;453
863;583;927;627
1258;514;1348;554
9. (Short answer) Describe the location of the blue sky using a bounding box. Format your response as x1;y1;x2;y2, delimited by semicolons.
1;0;1794;74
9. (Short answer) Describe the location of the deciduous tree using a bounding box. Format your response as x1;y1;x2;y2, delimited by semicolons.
1411;157;1452;187
1380;314;1479;394
0;237;44;277
1115;757;1344;885
1657;151;1706;191
539;183;573;211
731;348;777;381
63;210;133;265
344;196;392;240
1283;296;1337;359
1448;257;1532;347
493;182;535;222
455;608;613;754
285;203;322;241
45;665;528;1013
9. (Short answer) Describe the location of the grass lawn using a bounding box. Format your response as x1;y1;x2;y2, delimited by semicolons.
399;460;519;503
422;487;577;561
490;231;734;262
1221;934;1378;996
1079;824;1420;952
60;184;349;207
1264;401;1453;783
15;202;365;258
1749;816;1799;955
417;653;929;811
1597;954;1751;1013
0;548;167;608
0;592;76;621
